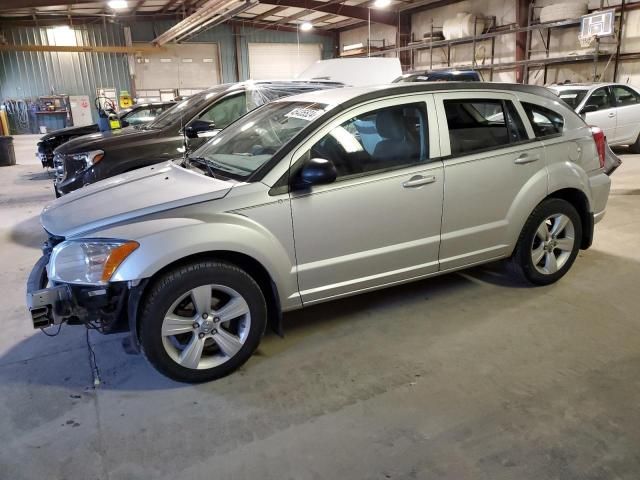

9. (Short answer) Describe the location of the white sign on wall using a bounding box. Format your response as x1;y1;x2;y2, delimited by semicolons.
69;95;93;126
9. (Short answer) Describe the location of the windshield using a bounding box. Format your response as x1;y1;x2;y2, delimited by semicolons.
554;89;588;109
186;101;329;179
145;86;228;129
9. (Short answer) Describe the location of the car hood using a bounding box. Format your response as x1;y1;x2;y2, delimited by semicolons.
41;161;235;238
39;124;100;142
54;125;161;155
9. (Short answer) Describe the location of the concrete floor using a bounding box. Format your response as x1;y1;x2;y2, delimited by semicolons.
1;134;640;480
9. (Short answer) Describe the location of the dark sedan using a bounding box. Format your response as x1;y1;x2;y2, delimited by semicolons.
37;101;175;168
52;80;340;196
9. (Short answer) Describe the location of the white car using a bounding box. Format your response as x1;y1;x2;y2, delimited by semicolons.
549;83;640;152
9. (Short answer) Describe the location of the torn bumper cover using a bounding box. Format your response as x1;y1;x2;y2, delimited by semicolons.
25;254;70;328
26;254;131;334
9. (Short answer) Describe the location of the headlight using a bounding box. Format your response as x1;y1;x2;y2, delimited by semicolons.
49;240;139;285
72;150;104;168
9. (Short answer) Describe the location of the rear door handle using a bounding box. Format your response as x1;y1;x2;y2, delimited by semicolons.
608;112;616;118
402;175;437;188
514;153;540;165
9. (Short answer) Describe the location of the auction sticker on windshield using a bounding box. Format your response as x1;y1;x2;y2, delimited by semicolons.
285;107;324;121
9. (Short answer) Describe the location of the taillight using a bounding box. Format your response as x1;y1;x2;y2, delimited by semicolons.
591;126;606;169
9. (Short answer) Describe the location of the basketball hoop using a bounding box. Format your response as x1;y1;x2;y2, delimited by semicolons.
578;9;614;49
578;34;595;49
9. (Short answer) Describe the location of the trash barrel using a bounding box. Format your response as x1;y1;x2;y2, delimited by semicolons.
0;136;16;167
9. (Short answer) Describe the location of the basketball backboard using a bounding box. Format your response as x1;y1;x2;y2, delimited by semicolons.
580;10;615;38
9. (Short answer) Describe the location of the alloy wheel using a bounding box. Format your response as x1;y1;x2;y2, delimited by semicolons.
160;284;251;370
530;213;576;275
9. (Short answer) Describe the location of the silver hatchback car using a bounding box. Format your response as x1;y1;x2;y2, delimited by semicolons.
27;83;611;382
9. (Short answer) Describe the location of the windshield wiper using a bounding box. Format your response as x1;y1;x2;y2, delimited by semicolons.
185;156;230;180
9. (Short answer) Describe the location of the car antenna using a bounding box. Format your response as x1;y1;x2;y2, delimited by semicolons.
180;101;188;163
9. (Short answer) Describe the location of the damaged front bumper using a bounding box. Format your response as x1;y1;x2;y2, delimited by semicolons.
26;252;131;335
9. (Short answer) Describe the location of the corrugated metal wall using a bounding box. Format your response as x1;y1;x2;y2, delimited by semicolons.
0;23;131;128
0;20;336;131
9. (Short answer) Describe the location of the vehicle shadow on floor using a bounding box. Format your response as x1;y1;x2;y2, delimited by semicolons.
21;170;54;181
8;214;47;249
0;249;631;392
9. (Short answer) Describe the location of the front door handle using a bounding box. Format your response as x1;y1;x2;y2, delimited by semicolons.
514;153;540;165
402;175;437;188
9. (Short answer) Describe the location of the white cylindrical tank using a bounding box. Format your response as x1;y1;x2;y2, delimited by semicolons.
443;13;486;40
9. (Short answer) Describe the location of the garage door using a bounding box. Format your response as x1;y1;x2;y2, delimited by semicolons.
248;43;322;80
134;43;221;91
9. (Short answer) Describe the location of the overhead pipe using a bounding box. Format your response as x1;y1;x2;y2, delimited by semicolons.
153;0;253;45
174;0;257;43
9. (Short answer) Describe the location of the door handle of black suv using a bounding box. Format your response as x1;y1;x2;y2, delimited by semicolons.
514;153;540;165
402;175;437;188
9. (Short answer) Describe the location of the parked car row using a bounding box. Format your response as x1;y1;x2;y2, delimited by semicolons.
37;101;175;169
27;78;614;383
51;81;341;196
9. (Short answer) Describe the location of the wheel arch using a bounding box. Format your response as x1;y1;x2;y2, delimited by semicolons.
127;250;284;353
547;187;592;249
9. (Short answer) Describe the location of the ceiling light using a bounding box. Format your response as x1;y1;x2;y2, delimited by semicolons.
373;0;391;8
108;0;128;9
300;22;313;31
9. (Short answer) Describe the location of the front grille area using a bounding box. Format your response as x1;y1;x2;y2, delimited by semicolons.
53;153;85;184
52;153;65;183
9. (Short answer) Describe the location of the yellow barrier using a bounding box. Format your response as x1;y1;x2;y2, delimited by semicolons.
0;110;9;136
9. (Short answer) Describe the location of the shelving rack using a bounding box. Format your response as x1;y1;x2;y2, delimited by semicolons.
365;0;637;84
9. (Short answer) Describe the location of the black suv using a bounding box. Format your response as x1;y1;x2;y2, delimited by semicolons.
53;81;339;196
393;69;481;83
37;101;175;168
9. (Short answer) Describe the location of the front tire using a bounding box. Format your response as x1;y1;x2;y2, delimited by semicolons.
511;198;582;286
630;133;640;154
140;260;267;383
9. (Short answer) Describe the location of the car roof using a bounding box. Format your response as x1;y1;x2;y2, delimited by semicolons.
279;82;560;107
550;83;608;91
199;79;344;96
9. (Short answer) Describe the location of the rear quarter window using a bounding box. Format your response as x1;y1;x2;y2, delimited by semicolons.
522;102;564;138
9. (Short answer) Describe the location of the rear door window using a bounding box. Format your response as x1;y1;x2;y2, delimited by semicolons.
521;102;564;138
443;99;527;155
197;92;248;129
612;86;640;107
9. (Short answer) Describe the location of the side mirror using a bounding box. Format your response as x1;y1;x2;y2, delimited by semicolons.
185;119;216;139
294;158;337;190
120;119;130;128
581;104;599;114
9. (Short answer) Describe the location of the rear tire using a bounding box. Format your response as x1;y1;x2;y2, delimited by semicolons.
511;198;582;286
140;260;267;383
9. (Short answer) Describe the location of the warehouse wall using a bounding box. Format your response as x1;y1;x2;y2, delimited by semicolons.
529;5;640;86
410;0;517;82
234;25;334;79
0;23;131;128
129;20;238;83
0;20;336;130
336;0;640;86
130;20;335;83
339;24;398;54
